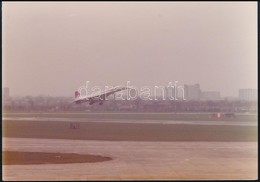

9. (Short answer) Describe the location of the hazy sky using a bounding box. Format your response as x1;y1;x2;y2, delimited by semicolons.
3;2;257;97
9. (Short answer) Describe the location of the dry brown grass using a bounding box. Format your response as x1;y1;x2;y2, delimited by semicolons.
2;151;112;165
2;120;257;142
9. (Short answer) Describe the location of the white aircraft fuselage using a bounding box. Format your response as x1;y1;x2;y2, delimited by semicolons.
73;86;129;105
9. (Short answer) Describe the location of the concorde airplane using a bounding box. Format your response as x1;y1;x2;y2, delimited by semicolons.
73;86;129;105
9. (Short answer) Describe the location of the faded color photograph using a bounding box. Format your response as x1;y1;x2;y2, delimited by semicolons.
2;2;257;180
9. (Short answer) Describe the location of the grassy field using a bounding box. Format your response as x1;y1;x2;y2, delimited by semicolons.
2;112;258;121
3;112;257;142
2;119;257;142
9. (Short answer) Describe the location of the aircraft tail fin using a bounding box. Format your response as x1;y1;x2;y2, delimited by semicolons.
75;91;80;99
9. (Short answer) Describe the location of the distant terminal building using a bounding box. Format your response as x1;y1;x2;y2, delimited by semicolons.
239;89;257;101
165;86;174;100
164;85;185;100
184;84;201;100
3;87;10;100
201;91;221;100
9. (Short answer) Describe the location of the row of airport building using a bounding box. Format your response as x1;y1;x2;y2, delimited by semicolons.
3;85;257;101
164;84;257;101
2;85;257;113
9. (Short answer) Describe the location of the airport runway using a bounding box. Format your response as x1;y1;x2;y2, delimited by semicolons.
3;117;257;126
2;137;257;180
